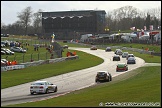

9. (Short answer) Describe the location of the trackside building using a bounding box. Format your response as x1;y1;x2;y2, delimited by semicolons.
41;10;106;40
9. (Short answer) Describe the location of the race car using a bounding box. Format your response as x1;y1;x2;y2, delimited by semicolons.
127;57;136;64
90;46;97;50
113;55;120;61
122;52;129;58
105;47;112;52
126;54;135;60
95;71;112;82
30;80;57;95
116;63;128;72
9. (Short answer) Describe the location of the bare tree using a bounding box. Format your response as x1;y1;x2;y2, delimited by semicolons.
1;21;7;34
17;6;33;36
32;9;42;34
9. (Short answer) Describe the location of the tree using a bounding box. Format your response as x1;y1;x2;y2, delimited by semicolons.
32;9;42;34
17;6;33;35
145;13;151;30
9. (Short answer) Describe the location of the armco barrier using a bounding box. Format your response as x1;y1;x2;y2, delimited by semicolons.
49;58;66;64
1;55;79;72
20;60;49;68
72;43;160;55
19;55;79;68
65;55;79;60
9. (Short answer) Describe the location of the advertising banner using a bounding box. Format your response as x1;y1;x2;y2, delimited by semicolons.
1;65;25;72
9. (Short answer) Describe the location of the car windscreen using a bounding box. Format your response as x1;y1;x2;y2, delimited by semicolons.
31;82;44;85
128;57;135;60
98;72;106;75
123;53;128;55
117;64;125;68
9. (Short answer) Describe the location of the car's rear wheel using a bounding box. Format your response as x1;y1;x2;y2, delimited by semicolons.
30;92;34;95
95;79;98;82
45;88;49;94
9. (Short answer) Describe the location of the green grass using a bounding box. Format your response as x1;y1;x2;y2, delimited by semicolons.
122;50;161;63
1;49;103;89
7;66;161;107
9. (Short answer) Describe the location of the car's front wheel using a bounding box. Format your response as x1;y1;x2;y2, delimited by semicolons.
54;87;57;92
106;76;109;82
95;79;98;82
30;92;34;95
109;75;112;81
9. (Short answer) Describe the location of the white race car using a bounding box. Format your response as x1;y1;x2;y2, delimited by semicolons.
30;81;57;95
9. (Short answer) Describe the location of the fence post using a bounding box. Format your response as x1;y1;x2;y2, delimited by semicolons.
38;53;40;61
23;54;25;63
31;53;33;62
14;55;17;60
6;56;8;60
31;39;32;46
46;52;48;60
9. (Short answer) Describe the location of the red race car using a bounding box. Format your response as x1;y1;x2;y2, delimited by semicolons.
116;63;128;72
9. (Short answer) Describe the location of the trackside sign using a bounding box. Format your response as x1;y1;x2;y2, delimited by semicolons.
1;65;25;72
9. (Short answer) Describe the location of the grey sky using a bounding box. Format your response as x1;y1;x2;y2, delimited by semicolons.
1;1;161;25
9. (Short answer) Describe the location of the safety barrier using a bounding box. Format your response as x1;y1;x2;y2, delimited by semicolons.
1;55;79;72
19;55;79;68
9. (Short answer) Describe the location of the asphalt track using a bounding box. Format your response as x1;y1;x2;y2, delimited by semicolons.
1;47;147;106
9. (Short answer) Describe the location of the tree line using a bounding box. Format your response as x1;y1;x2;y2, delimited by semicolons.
1;5;161;36
106;6;161;32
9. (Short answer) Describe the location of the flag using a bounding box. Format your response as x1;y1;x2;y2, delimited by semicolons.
150;25;153;30
144;26;146;31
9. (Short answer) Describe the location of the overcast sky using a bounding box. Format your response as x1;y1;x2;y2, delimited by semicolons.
1;1;161;25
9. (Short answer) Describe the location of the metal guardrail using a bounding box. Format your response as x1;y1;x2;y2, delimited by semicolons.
70;42;161;56
19;55;79;68
1;55;79;72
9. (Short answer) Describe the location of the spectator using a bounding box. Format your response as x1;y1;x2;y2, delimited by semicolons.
66;51;70;57
11;60;15;65
14;60;17;65
26;42;28;46
34;46;36;51
7;61;11;66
